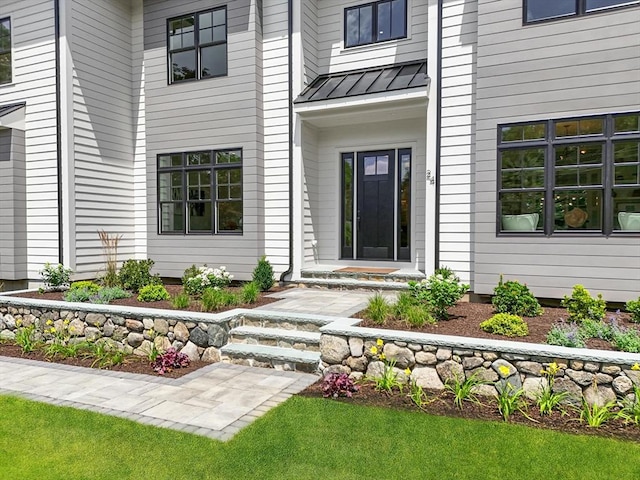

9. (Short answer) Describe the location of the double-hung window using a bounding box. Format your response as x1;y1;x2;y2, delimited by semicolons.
498;112;640;234
158;149;242;234
168;6;227;84
345;0;407;48
525;0;639;23
0;17;11;85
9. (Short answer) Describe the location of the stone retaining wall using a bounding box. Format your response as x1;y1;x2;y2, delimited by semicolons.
0;298;242;363
319;327;640;406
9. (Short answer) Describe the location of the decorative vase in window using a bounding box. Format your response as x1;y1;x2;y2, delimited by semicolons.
502;213;539;231
564;207;588;229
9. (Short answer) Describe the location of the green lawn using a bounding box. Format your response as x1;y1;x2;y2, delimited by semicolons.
0;395;638;480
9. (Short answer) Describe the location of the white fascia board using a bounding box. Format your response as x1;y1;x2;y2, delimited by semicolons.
0;106;25;130
294;87;429;116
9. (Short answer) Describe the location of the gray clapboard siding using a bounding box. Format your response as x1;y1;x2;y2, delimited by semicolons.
144;0;263;280
0;0;58;280
438;0;478;285
473;0;640;302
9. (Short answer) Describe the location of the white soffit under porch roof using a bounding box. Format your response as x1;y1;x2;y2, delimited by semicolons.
0;102;26;131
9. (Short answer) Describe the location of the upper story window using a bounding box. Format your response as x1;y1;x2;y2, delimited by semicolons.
158;148;243;235
168;7;227;84
498;112;640;235
525;0;639;23
0;17;11;85
345;0;407;48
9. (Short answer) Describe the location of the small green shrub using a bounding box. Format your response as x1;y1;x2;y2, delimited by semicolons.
93;287;130;304
365;293;391;325
561;285;606;324
546;322;585;348
626;298;640;323
184;266;233;296
241;281;260;304
69;281;100;296
252;256;275;292
64;287;94;303
171;292;191;309
137;285;170;302
118;259;161;293
492;276;542;317
408;267;469;320
579;318;613;341
611;326;640;353
40;263;73;290
181;264;200;287
480;313;529;337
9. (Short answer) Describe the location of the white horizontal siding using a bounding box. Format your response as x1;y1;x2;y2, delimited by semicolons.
473;0;640;302
0;0;58;280
144;0;262;280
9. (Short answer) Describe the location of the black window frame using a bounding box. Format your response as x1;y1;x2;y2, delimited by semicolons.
167;6;228;85
497;112;640;236
523;0;640;24
344;0;408;48
157;148;243;235
0;17;11;85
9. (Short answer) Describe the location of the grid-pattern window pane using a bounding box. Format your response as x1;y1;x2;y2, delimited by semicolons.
168;7;227;84
0;17;11;85
345;0;406;48
157;149;242;235
525;0;639;23
498;112;640;235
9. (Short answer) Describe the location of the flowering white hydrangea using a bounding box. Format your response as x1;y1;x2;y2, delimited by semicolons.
185;265;233;295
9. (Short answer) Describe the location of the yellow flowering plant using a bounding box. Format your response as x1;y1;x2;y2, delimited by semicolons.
536;362;568;415
367;339;404;393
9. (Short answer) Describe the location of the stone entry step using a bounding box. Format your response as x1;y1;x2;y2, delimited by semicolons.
300;267;425;285
220;343;321;374
297;277;409;290
229;326;321;352
239;312;329;332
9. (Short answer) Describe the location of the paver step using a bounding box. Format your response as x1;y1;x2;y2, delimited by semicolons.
230;326;320;351
220;343;321;373
300;269;425;285
295;277;410;291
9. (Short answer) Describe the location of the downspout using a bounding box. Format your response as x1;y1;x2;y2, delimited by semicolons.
279;0;294;283
54;0;64;265
434;0;443;270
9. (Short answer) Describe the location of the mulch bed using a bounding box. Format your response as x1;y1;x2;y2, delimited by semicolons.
0;343;204;379
298;381;640;443
7;284;284;313
357;302;638;351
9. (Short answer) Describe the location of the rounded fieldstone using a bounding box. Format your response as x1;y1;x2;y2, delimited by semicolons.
0;329;15;340
415;351;437;365
383;343;415;369
189;327;209;348
516;361;543;376
583;385;616;407
349;372;364;382
565;369;594;387
134;340;154;358
113;326;128;341
86;313;107;328
436;360;464;384
125;319;144;333
3;315;15;329
143;318;154;330
180;341;200;361
84;327;101;342
324;365;352;376
411;367;444;390
102;319;115;337
207;324;228;348
583;362;600;372
463;357;484;370
346;356;368;372
522;376;547;400
68;319;85;336
201;347;221;363
570;360;584;370
407;343;422;352
601;365;621;375
594;373;613;385
468;367;498;383
366;361;385;379
436;348;452;361
126;332;144;348
154;335;171;353
173;322;190;343
154;318;170;336
348;337;364;357
612;375;633;395
111;315;125;326
474;384;498;398
491;359;517;378
483;352;498;362
320;335;350;364
553;377;582;404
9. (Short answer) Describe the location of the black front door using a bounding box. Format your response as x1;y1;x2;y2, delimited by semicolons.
357;150;395;259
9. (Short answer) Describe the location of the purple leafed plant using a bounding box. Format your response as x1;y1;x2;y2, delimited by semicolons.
152;347;190;375
321;373;360;398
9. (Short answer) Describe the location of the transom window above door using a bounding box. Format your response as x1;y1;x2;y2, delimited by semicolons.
345;0;407;48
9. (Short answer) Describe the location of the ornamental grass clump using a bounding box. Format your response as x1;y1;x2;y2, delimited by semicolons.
480;313;529;337
492;275;542;317
321;373;359;398
365;293;391;325
152;347;190;375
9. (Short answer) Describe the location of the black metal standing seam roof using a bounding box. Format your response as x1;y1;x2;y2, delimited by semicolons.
295;60;428;104
0;102;26;117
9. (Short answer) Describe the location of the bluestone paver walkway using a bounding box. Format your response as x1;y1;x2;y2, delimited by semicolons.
0;355;317;441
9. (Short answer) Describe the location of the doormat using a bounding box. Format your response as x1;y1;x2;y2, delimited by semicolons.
335;267;398;274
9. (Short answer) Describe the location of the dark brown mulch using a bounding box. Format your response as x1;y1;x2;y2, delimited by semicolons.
8;284;284;313
357;302;638;351
0;343;206;379
298;381;640;443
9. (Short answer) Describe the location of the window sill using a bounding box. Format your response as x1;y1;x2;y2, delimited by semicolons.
340;35;412;55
